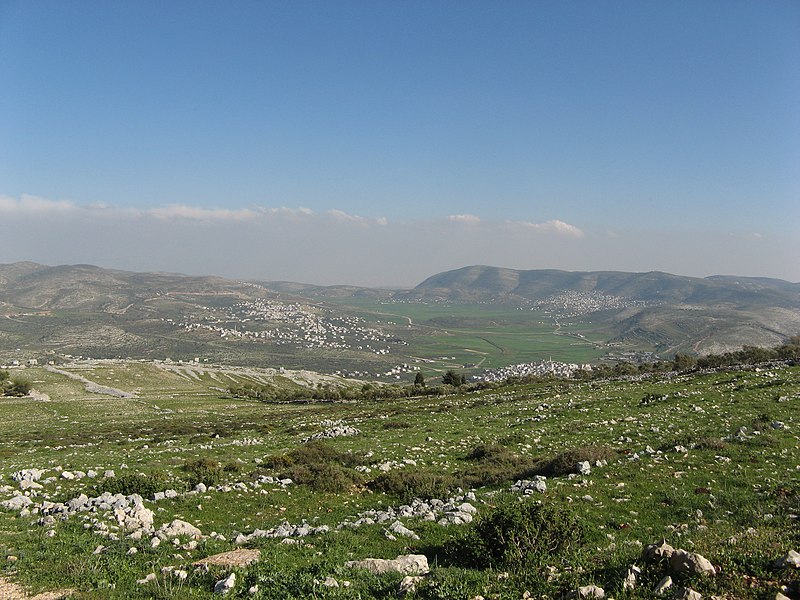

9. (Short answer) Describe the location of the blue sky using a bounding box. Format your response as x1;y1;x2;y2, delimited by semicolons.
1;1;798;285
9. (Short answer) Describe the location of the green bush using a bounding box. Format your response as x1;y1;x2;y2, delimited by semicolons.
458;444;535;488
527;445;616;478
182;457;223;487
92;473;169;498
2;377;31;397
369;470;456;502
286;462;363;493
262;441;366;492
451;498;586;570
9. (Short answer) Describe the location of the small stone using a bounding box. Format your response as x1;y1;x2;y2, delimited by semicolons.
774;549;800;569
398;575;424;595
566;585;605;599
642;539;675;563
654;575;672;595
674;588;703;600
322;577;339;588
623;565;641;590
137;573;156;585
214;572;236;594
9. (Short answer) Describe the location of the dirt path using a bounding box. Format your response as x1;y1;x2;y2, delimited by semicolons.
0;577;74;599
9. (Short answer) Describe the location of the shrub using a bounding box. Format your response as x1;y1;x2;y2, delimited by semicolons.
287;462;363;493
458;444;535;488
2;378;31;397
92;473;169;498
182;458;223;487
370;470;456;502
451;498;586;570
527;446;616;478
262;441;365;492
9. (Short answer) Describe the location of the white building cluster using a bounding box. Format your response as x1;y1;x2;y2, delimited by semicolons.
476;359;592;382
534;291;646;317
164;298;405;355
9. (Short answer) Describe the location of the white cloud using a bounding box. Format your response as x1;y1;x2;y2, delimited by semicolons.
512;219;584;238
148;204;259;221
327;209;387;226
448;214;481;224
263;206;314;218
0;194;77;214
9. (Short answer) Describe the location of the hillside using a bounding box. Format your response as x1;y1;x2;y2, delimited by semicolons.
1;262;798;369
0;359;797;598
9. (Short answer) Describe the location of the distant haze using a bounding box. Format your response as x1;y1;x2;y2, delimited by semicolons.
0;194;797;286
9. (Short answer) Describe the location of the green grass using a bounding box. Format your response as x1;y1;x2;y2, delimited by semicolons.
0;362;798;598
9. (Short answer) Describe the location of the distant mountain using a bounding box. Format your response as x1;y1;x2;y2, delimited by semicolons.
0;262;266;312
401;265;800;354
408;265;800;307
0;262;797;362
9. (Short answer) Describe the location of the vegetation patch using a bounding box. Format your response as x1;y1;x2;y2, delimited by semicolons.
448;497;587;570
369;470;457;502
528;445;617;478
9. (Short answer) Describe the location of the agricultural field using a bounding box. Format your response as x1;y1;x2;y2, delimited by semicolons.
325;298;611;370
0;360;798;599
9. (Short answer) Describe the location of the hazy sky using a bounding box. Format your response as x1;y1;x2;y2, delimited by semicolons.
1;1;798;286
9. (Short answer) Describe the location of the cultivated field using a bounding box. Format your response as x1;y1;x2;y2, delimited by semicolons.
0;361;798;599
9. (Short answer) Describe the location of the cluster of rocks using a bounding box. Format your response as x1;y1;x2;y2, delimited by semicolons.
339;494;479;530
301;424;361;442
10;467;115;490
36;492;155;540
232;494;480;546
511;477;547;495
233;521;331;545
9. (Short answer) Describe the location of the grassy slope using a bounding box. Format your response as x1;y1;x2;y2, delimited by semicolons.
0;362;797;598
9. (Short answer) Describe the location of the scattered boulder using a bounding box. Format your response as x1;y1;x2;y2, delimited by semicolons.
576;461;592;475
12;469;43;483
193;549;260;569
387;520;420;540
158;519;202;540
669;550;715;576
345;554;429;575
1;495;33;511
511;477;547;495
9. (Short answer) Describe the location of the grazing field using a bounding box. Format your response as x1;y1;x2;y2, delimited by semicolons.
0;361;798;599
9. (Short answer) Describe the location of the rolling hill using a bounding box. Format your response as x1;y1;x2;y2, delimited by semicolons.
1;262;798;368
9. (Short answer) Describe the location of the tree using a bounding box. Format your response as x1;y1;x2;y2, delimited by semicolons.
672;353;697;372
442;370;466;386
414;372;426;387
